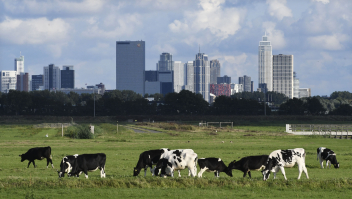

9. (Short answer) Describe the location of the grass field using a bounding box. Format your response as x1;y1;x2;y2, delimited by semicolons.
0;121;351;199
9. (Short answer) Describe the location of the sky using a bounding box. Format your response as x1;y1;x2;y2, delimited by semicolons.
0;0;351;96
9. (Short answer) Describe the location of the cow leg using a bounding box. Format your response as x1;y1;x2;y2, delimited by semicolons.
32;160;36;168
327;160;331;169
242;171;247;178
83;170;89;179
297;165;303;179
248;171;252;178
144;165;148;177
320;159;324;169
279;167;287;180
177;170;181;177
188;169;191;176
100;167;106;178
198;167;206;178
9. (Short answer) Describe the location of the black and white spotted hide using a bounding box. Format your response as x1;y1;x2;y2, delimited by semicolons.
133;149;166;176
262;148;309;181
317;147;339;169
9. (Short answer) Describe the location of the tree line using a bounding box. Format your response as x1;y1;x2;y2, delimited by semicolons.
0;90;351;116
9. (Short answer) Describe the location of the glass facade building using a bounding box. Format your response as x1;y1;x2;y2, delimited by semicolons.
61;66;75;89
258;33;272;92
194;53;210;102
210;59;221;84
32;75;43;91
116;41;145;95
273;54;294;99
238;75;251;92
44;64;61;90
157;53;173;71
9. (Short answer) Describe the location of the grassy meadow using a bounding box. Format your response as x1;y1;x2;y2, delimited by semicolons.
0;120;351;199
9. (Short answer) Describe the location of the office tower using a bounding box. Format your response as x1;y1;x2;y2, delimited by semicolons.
184;61;194;92
194;53;210;102
15;55;24;75
44;64;61;90
0;71;17;93
173;61;184;93
273;54;294;99
238;75;251;92
258;32;272;92
210;84;231;97
158;71;173;95
217;75;231;84
32;75;43;91
16;73;30;91
299;88;311;98
116;41;145;95
251;81;253;93
61;66;74;89
210;59;221;84
157;52;173;71
293;72;300;98
230;83;243;95
145;70;158;82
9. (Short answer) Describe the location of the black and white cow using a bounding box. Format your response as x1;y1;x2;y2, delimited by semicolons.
317;147;339;169
133;149;167;176
19;146;54;168
153;149;195;177
228;155;268;178
157;149;198;177
58;153;106;179
262;148;309;181
197;158;233;177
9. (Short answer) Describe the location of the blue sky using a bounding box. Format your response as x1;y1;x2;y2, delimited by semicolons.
0;0;351;96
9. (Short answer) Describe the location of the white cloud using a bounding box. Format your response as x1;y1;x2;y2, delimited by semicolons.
0;17;70;45
266;0;292;20
313;0;330;4
2;0;105;15
307;34;348;50
168;0;245;44
262;21;286;49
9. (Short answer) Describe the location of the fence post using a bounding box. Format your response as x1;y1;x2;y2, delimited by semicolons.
62;124;63;137
220;122;222;128
231;122;233;128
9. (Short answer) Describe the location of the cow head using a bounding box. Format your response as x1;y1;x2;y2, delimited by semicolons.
262;158;274;181
334;162;340;168
330;156;340;168
133;167;141;176
19;154;25;162
228;160;237;170
58;157;73;178
160;159;172;177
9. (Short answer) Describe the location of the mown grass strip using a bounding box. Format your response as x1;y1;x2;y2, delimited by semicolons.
1;178;352;190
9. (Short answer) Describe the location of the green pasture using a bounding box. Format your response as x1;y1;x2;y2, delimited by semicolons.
0;122;351;199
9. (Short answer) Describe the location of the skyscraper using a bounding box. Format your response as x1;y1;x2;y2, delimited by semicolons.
116;41;145;95
210;59;221;84
15;55;24;75
217;75;231;84
184;61;194;92
61;66;75;89
44;64;61;90
32;75;43;91
293;72;300;98
157;52;173;71
173;61;184;93
258;33;272;92
238;75;251;92
273;54;294;99
194;53;210;102
16;73;30;91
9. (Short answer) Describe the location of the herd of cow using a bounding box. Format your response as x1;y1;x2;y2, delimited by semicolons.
19;146;339;180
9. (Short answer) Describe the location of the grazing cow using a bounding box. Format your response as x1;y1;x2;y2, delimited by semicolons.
19;146;53;168
133;149;167;176
197;158;233;177
228;155;268;178
317;147;339;169
58;153;106;179
158;150;198;177
262;148;309;181
153;149;195;177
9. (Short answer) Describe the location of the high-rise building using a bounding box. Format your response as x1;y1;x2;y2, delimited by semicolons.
293;72;300;98
157;52;173;71
159;71;173;95
15;55;24;75
273;54;294;99
116;41;145;95
210;59;221;84
32;75;43;91
0;71;17;93
173;61;184;93
44;64;61;90
61;66;74;89
217;75;231;84
238;75;251;92
183;61;194;92
258;32;272;92
194;53;210;102
230;83;243;95
16;73;30;92
145;70;158;82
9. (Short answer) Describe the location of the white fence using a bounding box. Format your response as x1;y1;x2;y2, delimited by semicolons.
286;124;352;138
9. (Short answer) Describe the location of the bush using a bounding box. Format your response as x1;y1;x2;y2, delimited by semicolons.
65;124;95;139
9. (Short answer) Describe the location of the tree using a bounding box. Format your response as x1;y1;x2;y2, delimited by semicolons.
279;98;305;115
306;97;326;115
330;104;352;115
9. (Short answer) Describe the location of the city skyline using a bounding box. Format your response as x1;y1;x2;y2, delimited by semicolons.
0;0;351;96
